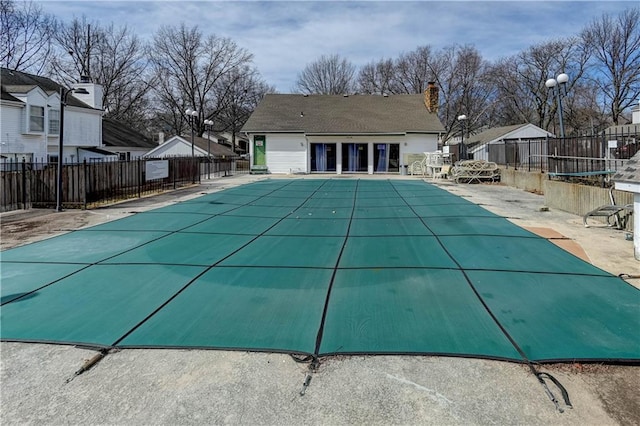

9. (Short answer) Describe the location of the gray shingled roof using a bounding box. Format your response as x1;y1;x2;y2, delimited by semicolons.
1;89;22;103
103;118;157;149
612;151;640;184
172;135;237;157
464;124;530;148
242;94;444;134
1;67;95;109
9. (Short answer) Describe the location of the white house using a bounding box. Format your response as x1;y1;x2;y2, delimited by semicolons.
462;123;554;163
241;88;445;174
143;135;236;158
0;68;103;164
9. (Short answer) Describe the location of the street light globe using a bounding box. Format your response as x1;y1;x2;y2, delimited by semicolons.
185;108;193;115
457;114;467;121
545;78;557;88
190;109;198;117
556;73;569;84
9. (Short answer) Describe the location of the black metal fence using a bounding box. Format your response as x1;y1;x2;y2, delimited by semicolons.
1;156;248;212
485;127;638;176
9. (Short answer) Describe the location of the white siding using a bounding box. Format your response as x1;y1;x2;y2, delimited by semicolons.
143;137;208;158
402;133;439;166
265;134;307;174
0;104;25;158
63;107;102;148
0;90;49;160
252;133;439;174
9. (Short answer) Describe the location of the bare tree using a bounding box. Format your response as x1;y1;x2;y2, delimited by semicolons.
393;45;435;94
295;54;356;94
582;8;640;125
486;37;590;134
149;24;254;137
215;66;275;152
430;45;495;140
0;0;57;73
48;17;152;132
357;58;396;94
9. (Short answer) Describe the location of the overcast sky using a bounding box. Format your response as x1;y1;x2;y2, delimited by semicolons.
39;1;636;92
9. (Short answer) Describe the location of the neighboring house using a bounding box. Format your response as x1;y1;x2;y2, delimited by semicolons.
214;131;249;154
241;88;445;174
0;67;103;164
143;135;237;158
461;123;554;163
103;117;157;160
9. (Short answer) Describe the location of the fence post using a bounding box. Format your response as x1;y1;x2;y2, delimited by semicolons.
545;135;550;173
82;159;88;209
173;158;176;189
137;158;142;198
21;159;27;209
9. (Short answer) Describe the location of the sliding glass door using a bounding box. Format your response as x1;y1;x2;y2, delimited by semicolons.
310;143;337;172
342;143;368;172
374;143;400;173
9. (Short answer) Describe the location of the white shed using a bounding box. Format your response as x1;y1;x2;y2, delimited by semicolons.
464;123;554;162
143;135;236;158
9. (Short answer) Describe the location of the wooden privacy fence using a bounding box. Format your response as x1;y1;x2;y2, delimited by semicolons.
1;156;242;212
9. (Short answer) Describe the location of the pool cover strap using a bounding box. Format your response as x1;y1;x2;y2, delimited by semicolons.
536;371;572;412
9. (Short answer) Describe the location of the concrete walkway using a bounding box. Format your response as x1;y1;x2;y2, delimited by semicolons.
1;174;639;425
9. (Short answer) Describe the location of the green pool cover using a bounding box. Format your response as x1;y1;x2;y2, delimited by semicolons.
1;179;638;363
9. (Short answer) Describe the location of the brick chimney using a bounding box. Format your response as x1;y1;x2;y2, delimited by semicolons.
425;82;439;113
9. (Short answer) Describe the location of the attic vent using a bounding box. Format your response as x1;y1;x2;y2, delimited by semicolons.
80;75;91;83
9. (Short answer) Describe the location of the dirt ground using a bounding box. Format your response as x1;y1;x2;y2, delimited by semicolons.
1;176;639;425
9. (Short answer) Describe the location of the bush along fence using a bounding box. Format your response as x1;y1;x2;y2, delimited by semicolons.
1;156;247;212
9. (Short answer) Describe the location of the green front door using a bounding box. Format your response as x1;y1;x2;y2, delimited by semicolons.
254;136;266;166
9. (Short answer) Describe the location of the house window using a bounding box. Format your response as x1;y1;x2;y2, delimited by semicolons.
49;109;60;134
29;105;45;132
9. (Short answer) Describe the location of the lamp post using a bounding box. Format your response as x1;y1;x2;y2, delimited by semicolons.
57;86;89;212
185;108;198;183
185;108;198;157
204;119;213;179
545;73;569;138
457;114;467;161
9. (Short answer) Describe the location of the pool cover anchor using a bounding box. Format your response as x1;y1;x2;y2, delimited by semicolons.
299;372;312;396
297;356;320;396
64;349;109;384
534;371;572;413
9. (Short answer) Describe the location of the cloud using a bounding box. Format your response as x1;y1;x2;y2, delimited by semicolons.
38;1;636;91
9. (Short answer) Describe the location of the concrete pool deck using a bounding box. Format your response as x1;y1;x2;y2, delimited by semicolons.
1;174;639;425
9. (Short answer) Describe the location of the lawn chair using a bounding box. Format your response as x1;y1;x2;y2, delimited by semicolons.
583;187;633;229
433;164;451;179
